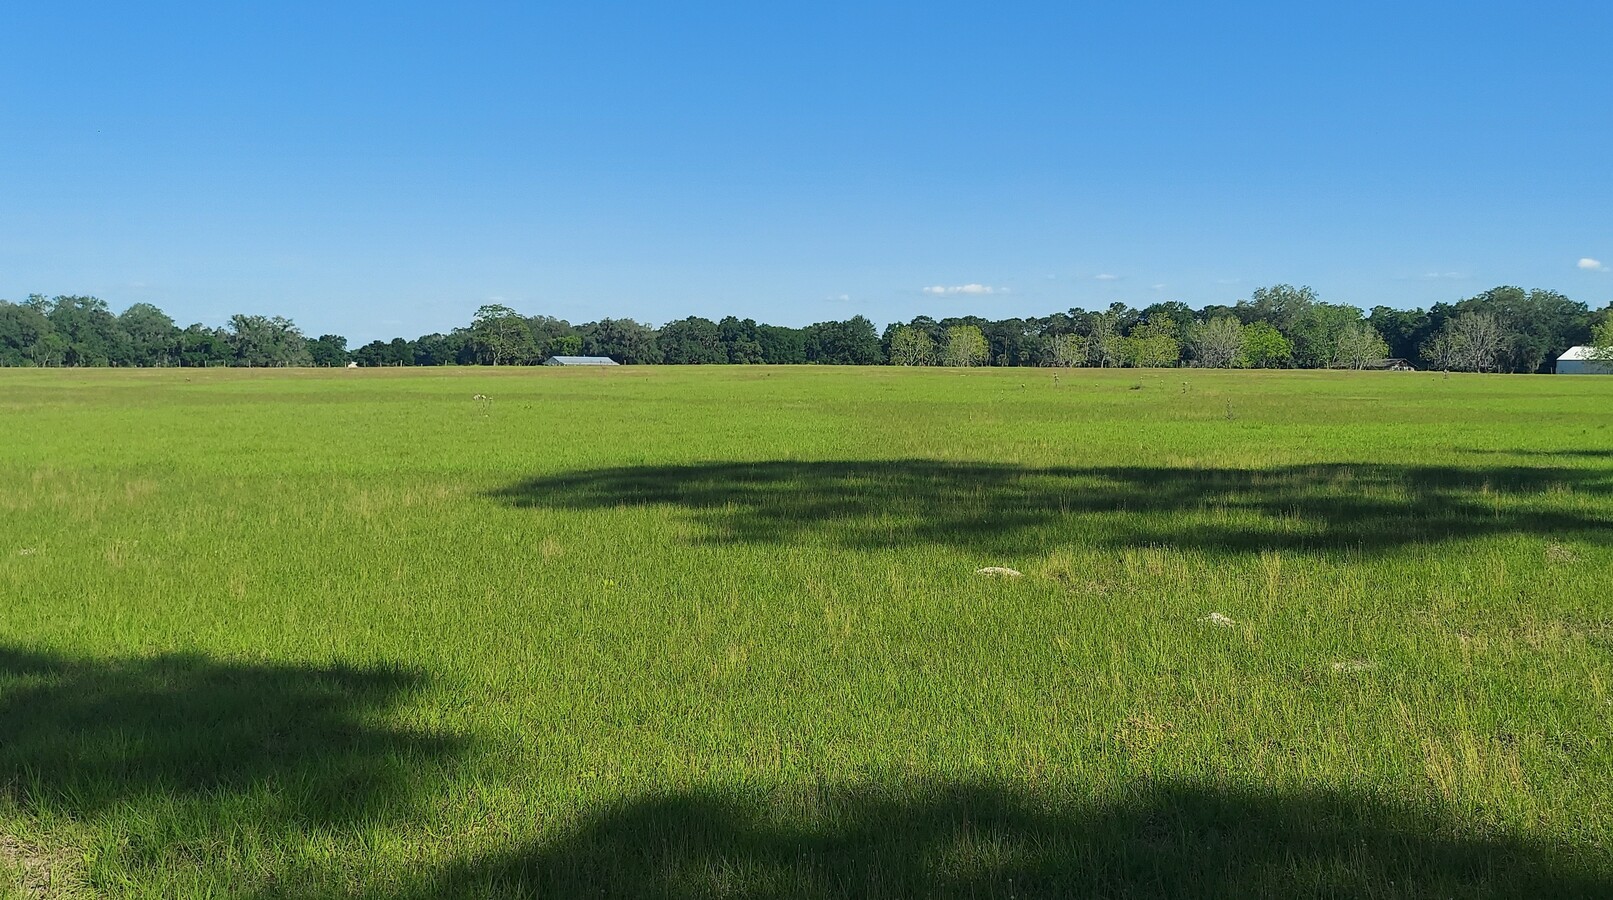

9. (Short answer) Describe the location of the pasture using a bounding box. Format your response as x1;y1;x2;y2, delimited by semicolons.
1;365;1610;898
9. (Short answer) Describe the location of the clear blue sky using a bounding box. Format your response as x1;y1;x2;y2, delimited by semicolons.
3;1;1610;342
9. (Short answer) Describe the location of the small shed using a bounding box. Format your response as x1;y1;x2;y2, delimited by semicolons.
1556;346;1613;375
1365;358;1416;371
543;355;620;367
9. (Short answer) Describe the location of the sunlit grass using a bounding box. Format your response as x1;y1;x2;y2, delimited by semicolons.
1;365;1610;897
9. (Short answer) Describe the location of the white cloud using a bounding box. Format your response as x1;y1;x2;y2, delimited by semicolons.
826;293;851;302
1094;273;1120;281
1579;258;1607;272
923;284;1006;295
1151;283;1168;291
1419;271;1466;280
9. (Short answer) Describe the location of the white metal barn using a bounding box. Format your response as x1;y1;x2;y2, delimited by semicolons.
1555;346;1613;375
543;356;620;366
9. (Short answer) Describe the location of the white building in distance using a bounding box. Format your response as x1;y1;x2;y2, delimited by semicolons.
1555;346;1613;375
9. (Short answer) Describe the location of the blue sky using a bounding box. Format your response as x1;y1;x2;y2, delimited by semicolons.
3;1;1610;342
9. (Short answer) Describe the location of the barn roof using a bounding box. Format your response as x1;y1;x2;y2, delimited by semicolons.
545;356;620;366
1558;346;1599;361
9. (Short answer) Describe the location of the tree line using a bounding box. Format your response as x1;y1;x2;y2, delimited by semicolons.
2;285;1608;372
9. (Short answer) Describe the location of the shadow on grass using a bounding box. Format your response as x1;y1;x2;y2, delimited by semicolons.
0;646;460;825
489;459;1613;553
323;780;1610;899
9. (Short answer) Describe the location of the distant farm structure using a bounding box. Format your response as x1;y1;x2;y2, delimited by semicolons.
544;356;620;367
1365;358;1417;371
1555;347;1613;375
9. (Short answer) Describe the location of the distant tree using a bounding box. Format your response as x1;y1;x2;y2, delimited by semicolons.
1289;303;1365;369
411;332;464;366
118;303;179;366
1086;312;1121;367
350;340;389;367
718;316;765;364
1189;316;1244;368
1587;317;1613;363
1237;322;1292;368
658;316;725;364
1447;311;1506;372
1420;328;1461;371
0;300;58;366
306;334;350;367
1139;302;1195;347
1368;306;1431;363
526;316;579;362
1331;322;1390;369
940;325;988;367
756;324;806;364
804;316;884;365
1048;334;1084;368
1120;317;1181;367
469;304;536;365
177;324;230;367
228;315;313;367
888;326;937;366
1241;284;1318;334
44;295;127;366
580;318;662;364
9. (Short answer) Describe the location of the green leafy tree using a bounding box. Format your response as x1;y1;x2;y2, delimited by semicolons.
1086;312;1122;367
717;317;765;364
306;334;350;367
411;332;465;366
44;295;128;366
888;326;937;366
804;316;884;365
1189;316;1244;368
1121;317;1181;367
1331;322;1390;369
0;300;58;366
756;325;806;364
940;325;988;366
1237;322;1292;368
657;316;725;364
118;303;179;367
177;324;230;367
1048;334;1084;367
1587;317;1613;363
227;315;313;367
470;304;536;365
580;318;662;364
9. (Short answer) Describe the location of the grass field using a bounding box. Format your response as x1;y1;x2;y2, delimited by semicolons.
2;365;1611;898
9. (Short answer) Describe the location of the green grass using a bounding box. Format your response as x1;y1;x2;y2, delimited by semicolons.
1;365;1610;898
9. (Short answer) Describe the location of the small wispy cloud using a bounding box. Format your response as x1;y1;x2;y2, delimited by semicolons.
1093;273;1120;281
826;293;851;302
923;284;1007;295
1579;258;1607;272
1419;271;1466;280
1151;283;1167;291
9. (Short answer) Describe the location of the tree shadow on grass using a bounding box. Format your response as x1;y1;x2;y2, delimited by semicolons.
0;646;460;826
488;460;1613;554
331;779;1611;899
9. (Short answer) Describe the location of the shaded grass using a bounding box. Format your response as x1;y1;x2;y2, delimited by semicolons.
490;459;1613;553
321;779;1611;899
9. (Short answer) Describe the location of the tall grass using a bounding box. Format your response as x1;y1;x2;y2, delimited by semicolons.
0;366;1609;897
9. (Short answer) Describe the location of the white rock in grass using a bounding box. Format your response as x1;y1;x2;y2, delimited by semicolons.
1331;659;1377;673
1200;612;1237;627
976;566;1023;578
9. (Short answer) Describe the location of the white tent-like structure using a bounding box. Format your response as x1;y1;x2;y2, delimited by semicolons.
1555;346;1613;375
543;356;620;367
